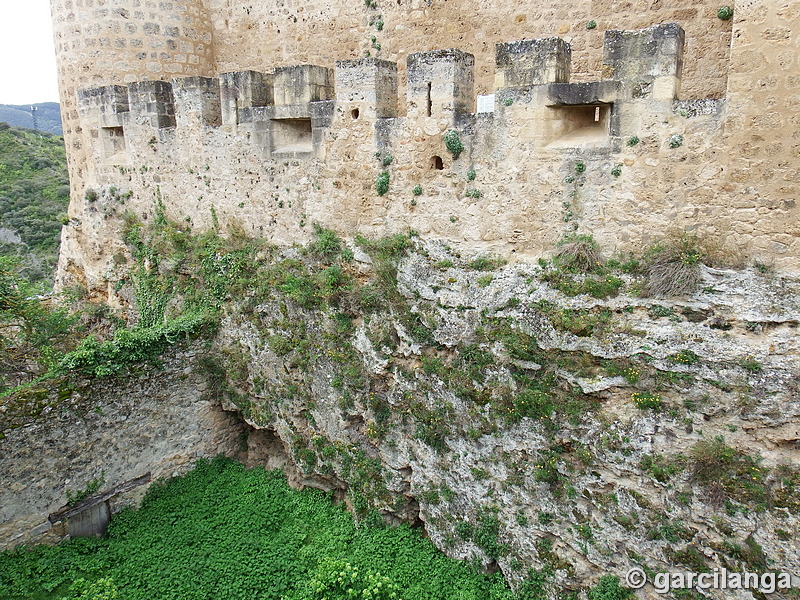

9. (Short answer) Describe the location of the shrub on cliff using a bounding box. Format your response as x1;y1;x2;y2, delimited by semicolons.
0;124;70;285
553;234;602;273
643;235;703;297
0;256;79;391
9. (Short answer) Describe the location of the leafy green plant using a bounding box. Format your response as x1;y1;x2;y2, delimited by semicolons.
472;508;508;560
293;559;399;600
640;453;684;482
412;184;422;196
466;169;476;181
306;224;343;260
717;5;733;19
0;458;514;599
375;171;390;196
586;20;597;29
603;361;641;383
470;467;490;480
626;135;639;146
539;304;612;338
610;164;622;178
738;356;762;373
56;311;210;378
574;161;586;174
648;304;674;318
66;476;105;505
689;436;768;506
670;349;699;365
465;188;482;199
467;256;505;271
588;575;634;600
0;257;80;391
443;130;464;159
61;578;120;600
668;134;684;148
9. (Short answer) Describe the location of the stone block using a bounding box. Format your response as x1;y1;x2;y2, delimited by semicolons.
273;65;334;106
127;80;176;128
495;38;571;89
603;23;685;100
172;76;222;127
407;48;474;120
219;70;273;126
335;58;398;118
77;85;130;127
545;80;620;106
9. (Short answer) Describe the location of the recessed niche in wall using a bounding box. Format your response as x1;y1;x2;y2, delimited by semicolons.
271;118;313;154
100;126;129;164
351;108;360;120
546;104;612;148
430;155;444;170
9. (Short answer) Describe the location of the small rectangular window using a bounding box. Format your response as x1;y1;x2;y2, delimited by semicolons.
270;118;313;155
546;104;612;148
99;126;128;163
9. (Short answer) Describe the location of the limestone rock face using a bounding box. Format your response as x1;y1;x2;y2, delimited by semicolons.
205;244;800;595
4;240;800;595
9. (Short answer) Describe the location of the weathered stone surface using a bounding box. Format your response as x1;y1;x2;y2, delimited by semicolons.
209;245;800;594
0;346;245;550
5;244;800;593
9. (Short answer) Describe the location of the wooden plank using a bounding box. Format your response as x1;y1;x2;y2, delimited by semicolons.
49;472;151;523
67;501;110;538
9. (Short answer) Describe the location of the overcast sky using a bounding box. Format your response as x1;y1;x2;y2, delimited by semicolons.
0;1;60;105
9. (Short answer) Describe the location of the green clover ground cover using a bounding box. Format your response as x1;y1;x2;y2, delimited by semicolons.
0;457;513;600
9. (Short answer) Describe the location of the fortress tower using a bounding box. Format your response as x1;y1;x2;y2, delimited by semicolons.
49;0;215;190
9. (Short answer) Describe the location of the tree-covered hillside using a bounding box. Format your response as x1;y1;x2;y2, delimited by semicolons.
0;103;63;135
0;122;70;285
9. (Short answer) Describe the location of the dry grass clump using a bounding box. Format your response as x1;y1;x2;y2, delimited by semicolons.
689;436;768;507
643;234;704;297
554;234;602;273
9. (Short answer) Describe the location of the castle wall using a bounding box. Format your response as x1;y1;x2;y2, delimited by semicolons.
0;347;244;550
49;0;216;230
50;0;730;191
202;0;732;101
50;1;800;297
720;0;800;257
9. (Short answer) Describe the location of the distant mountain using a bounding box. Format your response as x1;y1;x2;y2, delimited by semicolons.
0;103;62;135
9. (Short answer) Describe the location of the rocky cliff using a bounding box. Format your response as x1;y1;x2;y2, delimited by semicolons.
5;226;797;598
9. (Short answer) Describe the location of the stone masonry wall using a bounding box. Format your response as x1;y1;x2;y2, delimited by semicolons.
202;0;732;101
49;0;215;212
55;14;800;302
49;0;799;298
720;0;800;257
0;345;245;550
49;0;733;272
